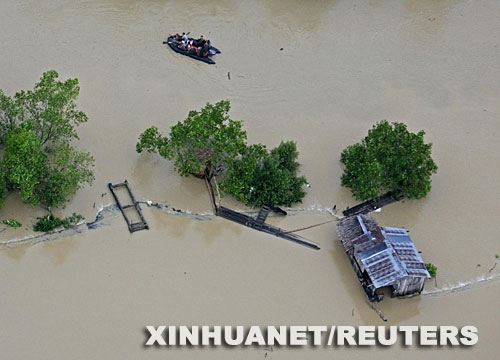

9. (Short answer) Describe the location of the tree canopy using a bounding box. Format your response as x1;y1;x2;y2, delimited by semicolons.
2;126;47;205
137;101;308;207
340;120;438;200
0;70;94;210
221;141;307;207
137;100;247;178
0;167;8;208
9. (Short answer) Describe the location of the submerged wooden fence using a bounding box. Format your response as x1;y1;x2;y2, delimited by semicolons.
108;180;149;233
204;174;320;250
216;206;320;250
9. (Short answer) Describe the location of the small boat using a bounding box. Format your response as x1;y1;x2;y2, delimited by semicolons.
163;36;221;65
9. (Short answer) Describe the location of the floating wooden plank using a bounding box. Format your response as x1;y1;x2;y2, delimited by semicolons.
108;180;149;233
203;174;318;250
216;206;320;250
343;192;403;217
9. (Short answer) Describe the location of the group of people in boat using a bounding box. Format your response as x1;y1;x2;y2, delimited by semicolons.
171;32;212;58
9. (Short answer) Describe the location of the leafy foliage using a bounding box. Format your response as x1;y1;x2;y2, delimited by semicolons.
137;100;247;177
340;121;438;200
0;169;7;208
1;219;22;228
2;127;47;205
33;213;83;232
221;141;308;207
425;263;438;278
137;101;308;207
0;70;94;209
39;143;95;208
219;144;268;204
0;90;21;144
0;70;88;146
136;126;172;158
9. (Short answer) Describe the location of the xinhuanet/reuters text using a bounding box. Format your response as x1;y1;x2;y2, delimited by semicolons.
145;325;478;347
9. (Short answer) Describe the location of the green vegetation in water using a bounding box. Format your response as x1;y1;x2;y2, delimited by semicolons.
0;70;94;210
137;100;308;207
137;100;246;178
425;263;438;278
1;219;22;227
221;141;307;207
340;120;438;201
33;213;83;232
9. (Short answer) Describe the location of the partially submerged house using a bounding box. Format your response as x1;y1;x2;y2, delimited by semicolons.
336;215;430;301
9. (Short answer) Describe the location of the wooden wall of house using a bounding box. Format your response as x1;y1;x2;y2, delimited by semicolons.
392;276;426;297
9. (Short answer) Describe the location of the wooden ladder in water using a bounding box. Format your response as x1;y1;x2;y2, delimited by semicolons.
108;180;149;233
254;205;270;229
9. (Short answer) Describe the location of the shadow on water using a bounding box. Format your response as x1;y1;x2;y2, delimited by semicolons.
260;0;339;33
193;217;243;245
41;237;79;266
1;243;28;261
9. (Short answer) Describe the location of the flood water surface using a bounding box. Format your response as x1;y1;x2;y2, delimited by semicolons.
1;0;499;359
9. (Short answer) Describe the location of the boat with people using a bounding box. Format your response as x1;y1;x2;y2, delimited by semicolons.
164;33;221;64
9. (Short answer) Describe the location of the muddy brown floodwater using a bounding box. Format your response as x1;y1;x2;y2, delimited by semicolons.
1;0;499;359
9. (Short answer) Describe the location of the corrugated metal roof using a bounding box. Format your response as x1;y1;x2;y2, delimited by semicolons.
359;244;407;288
337;216;431;289
382;227;430;279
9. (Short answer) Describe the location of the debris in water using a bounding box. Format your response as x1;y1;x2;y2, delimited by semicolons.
108;181;149;233
366;301;388;322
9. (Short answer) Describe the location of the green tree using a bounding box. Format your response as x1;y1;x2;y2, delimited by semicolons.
219;144;268;204
0;70;94;209
2;127;47;205
0;90;22;144
137;100;247;178
0;169;7;207
425;263;438;278
39;143;94;209
340;121;438;201
221;141;308;207
6;70;88;146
